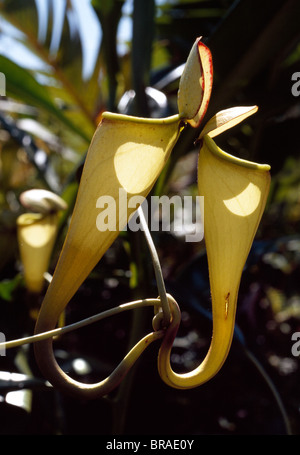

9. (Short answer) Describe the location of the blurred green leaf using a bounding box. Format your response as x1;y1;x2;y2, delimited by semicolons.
0;275;22;301
0;55;90;142
131;0;155;116
93;0;125;111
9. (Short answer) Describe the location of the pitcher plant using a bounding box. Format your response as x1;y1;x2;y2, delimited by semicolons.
28;37;271;398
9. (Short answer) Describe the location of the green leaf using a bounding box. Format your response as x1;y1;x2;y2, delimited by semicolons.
0;275;23;302
93;0;125;111
1;55;90;142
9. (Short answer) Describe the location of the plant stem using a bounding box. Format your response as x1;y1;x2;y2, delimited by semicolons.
243;347;292;435
137;206;170;327
0;298;160;350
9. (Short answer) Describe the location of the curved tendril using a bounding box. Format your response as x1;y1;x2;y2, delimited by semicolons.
33;328;164;399
157;294;236;389
1;298;161;350
0;298;164;399
137;206;170;327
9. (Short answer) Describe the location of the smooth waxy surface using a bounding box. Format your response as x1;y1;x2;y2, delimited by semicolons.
17;213;59;293
157;135;271;388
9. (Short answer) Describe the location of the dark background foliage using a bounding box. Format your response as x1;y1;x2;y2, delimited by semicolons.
0;0;300;435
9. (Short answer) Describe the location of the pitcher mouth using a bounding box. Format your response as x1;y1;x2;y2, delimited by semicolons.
17;213;47;226
102;111;182;125
203;134;271;172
